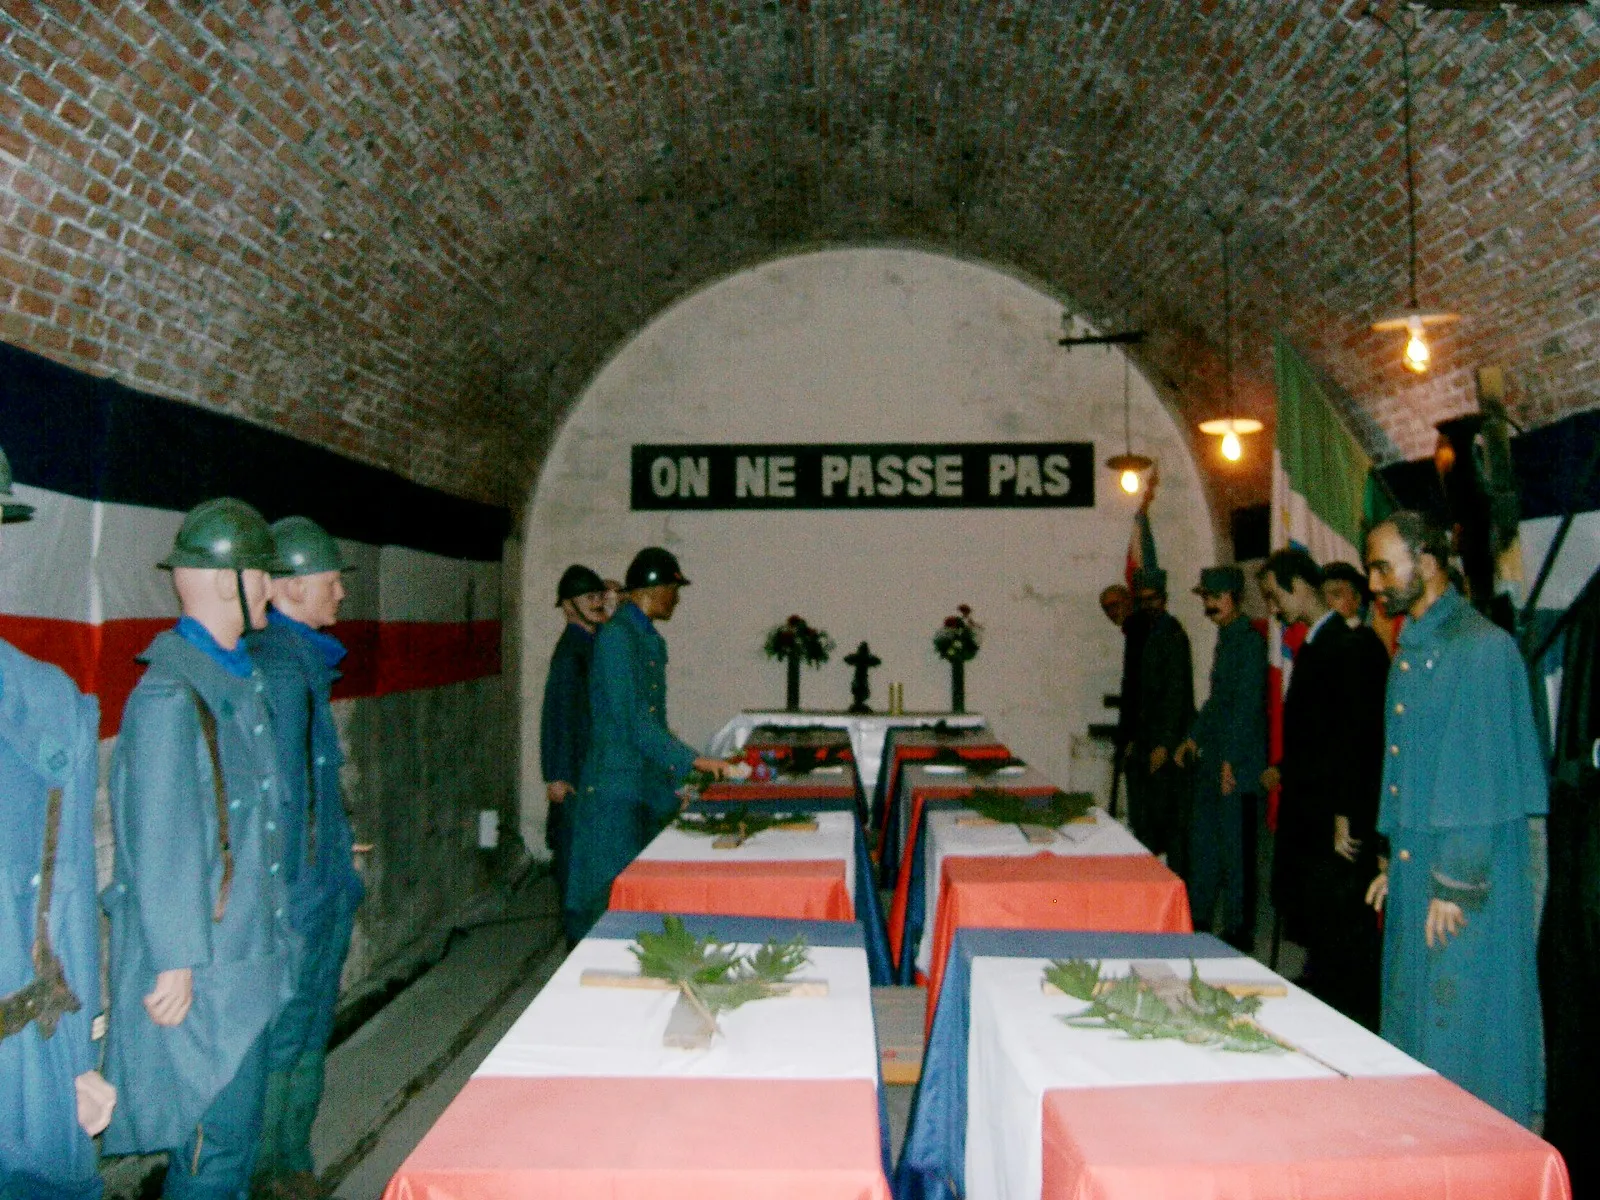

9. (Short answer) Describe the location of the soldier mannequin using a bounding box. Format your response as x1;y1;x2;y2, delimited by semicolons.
102;499;297;1197
1126;568;1194;868
563;548;729;942
1175;566;1266;947
541;565;611;906
0;448;115;1199
249;517;364;1198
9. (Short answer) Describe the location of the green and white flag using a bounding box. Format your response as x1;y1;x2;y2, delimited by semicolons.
1271;334;1371;564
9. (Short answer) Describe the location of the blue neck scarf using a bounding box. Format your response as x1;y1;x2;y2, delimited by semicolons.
175;615;254;678
268;607;348;668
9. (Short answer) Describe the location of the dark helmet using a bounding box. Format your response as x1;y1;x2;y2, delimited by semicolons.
0;446;34;522
158;498;283;572
270;515;353;577
624;547;690;590
555;564;607;606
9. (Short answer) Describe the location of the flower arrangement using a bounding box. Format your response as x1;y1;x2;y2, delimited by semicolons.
763;615;835;667
932;604;982;663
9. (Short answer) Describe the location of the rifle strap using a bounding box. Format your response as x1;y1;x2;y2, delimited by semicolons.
33;787;63;969
0;785;83;1042
190;692;234;924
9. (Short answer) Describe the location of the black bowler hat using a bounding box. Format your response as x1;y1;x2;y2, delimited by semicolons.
1322;560;1371;602
555;563;607;606
625;547;690;590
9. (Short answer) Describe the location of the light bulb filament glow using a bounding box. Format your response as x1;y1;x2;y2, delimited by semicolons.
1403;315;1430;374
1220;430;1242;461
1119;468;1140;494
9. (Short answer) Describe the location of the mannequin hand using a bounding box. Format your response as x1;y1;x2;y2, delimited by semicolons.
1173;739;1196;768
1365;872;1388;913
143;968;192;1027
1333;815;1361;862
692;756;731;779
1425;899;1466;948
546;781;574;805
1260;766;1281;792
1148;746;1169;774
75;1070;116;1136
1220;761;1236;796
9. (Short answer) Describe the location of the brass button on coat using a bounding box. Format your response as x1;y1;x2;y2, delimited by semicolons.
1398;849;1412;861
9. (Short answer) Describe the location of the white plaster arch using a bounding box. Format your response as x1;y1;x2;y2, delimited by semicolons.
518;247;1217;852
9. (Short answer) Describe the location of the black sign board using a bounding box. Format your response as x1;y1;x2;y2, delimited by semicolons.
631;442;1095;510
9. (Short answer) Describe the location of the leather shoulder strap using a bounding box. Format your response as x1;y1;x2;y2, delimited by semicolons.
189;690;233;923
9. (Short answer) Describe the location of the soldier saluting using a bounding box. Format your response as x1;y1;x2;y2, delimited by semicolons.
562;548;730;942
101;499;297;1196
0;445;115;1198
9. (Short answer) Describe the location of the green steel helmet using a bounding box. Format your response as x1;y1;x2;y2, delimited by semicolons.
624;546;690;590
0;445;34;522
158;498;282;572
270;515;352;577
555;563;606;606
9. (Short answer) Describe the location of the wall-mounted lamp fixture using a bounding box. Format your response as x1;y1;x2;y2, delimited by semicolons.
1060;316;1154;494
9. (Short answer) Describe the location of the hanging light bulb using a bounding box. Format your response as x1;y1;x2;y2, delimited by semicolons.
1196;221;1262;464
1402;314;1430;374
1367;8;1460;374
1103;351;1152;496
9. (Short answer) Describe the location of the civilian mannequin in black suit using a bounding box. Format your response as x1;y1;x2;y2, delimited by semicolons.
1258;548;1386;1028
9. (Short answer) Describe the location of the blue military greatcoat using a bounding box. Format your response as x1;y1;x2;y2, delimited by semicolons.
0;640;101;1198
102;630;297;1154
1377;588;1547;1125
564;601;698;940
249;610;362;1064
540;622;596;899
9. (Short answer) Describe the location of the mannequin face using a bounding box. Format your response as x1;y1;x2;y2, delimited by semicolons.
562;591;609;630
634;583;681;621
272;570;345;630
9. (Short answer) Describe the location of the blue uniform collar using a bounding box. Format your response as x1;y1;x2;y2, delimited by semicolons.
565;620;597;642
267;606;348;668
174;615;255;678
618;600;657;635
1398;586;1463;648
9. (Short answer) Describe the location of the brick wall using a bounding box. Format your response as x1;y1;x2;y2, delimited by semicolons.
1;1;1596;504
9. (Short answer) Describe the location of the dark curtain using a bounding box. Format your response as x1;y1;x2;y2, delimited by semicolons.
1539;578;1600;1195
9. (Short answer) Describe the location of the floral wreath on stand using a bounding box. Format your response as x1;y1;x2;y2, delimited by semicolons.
932;605;982;663
763;615;836;667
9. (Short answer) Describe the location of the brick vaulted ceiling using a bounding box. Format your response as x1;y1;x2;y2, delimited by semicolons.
1;2;1596;505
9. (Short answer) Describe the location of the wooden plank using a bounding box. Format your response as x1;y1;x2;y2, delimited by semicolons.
710;816;819;849
1041;976;1288;1000
872;985;926;1086
579;969;829;997
662;993;716;1049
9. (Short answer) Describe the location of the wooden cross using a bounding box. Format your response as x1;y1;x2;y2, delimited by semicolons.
1040;960;1288;1000
711;815;818;850
580;968;831;1049
955;813;1095;845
